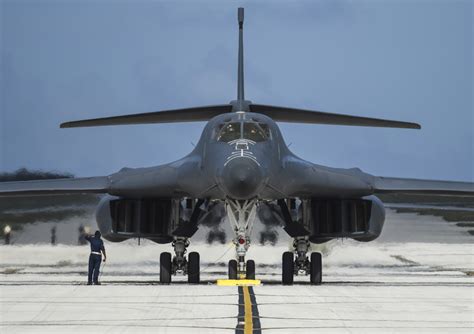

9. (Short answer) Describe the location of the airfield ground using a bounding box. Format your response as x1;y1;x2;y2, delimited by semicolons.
1;209;473;333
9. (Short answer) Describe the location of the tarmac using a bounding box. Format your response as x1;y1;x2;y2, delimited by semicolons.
0;208;473;333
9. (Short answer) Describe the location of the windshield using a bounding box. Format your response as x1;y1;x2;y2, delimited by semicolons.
216;122;241;142
243;123;269;142
215;121;271;142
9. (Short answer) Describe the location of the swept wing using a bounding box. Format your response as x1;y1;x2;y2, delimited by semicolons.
372;177;474;196
0;177;110;196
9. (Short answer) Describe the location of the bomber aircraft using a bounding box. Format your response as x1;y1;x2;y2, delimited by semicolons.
1;8;473;285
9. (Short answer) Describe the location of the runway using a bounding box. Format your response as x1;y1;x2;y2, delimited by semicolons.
1;209;473;333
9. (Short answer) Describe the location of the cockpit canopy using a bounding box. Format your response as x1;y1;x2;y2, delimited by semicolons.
214;121;271;142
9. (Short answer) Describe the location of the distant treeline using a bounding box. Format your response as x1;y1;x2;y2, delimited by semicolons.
0;168;74;182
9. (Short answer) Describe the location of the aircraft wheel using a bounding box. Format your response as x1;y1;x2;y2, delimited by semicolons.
269;232;277;246
310;252;322;285
260;231;278;245
160;252;172;284
187;252;200;284
228;259;238;279
282;251;294;285
246;260;255;279
217;231;226;244
206;231;215;244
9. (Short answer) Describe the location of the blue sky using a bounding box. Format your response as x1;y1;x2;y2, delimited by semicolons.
1;0;472;181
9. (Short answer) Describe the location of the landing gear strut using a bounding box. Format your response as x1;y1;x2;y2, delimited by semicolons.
160;237;200;284
226;199;258;279
282;237;322;285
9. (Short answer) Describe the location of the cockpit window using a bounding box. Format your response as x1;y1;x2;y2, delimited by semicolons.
216;122;241;142
214;121;271;142
259;123;271;138
243;123;269;142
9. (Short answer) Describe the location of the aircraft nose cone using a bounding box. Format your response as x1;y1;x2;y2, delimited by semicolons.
221;159;263;199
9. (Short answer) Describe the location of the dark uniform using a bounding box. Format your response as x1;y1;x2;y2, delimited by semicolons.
85;231;106;285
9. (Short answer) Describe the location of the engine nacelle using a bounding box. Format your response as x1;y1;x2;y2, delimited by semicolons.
96;195;179;244
302;195;385;243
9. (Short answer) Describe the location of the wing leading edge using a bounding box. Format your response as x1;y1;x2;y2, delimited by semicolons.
60;105;233;128
0;177;110;196
373;177;474;196
249;104;421;129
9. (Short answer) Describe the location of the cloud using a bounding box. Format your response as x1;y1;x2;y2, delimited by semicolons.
1;1;472;181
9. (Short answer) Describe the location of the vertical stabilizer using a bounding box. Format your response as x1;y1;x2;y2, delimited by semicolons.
230;7;251;112
237;7;245;102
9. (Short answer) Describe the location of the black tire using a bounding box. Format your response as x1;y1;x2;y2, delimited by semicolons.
207;231;215;244
228;259;238;279
246;260;255;279
187;252;200;284
310;252;322;285
160;252;172;284
217;231;226;244
269;232;277;246
282;251;294;285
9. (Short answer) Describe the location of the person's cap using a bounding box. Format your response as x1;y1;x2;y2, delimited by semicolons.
95;230;101;237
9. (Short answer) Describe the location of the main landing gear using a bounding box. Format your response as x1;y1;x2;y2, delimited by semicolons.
160;237;200;284
282;237;322;285
226;199;258;279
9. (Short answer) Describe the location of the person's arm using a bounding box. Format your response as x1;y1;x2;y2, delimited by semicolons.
101;243;107;262
84;235;91;242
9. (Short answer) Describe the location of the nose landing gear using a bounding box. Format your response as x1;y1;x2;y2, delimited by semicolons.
282;237;322;285
228;258;255;279
226;199;258;279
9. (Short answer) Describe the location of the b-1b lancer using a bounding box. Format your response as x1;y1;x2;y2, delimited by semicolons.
1;8;473;284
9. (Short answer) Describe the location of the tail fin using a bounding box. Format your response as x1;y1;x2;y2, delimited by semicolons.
237;7;245;102
233;7;250;112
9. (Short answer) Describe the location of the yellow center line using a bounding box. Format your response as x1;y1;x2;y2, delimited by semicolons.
243;286;253;334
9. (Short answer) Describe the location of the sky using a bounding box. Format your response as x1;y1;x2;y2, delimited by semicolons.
1;0;472;181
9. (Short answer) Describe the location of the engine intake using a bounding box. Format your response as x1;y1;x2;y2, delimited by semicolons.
96;196;179;243
302;195;385;243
